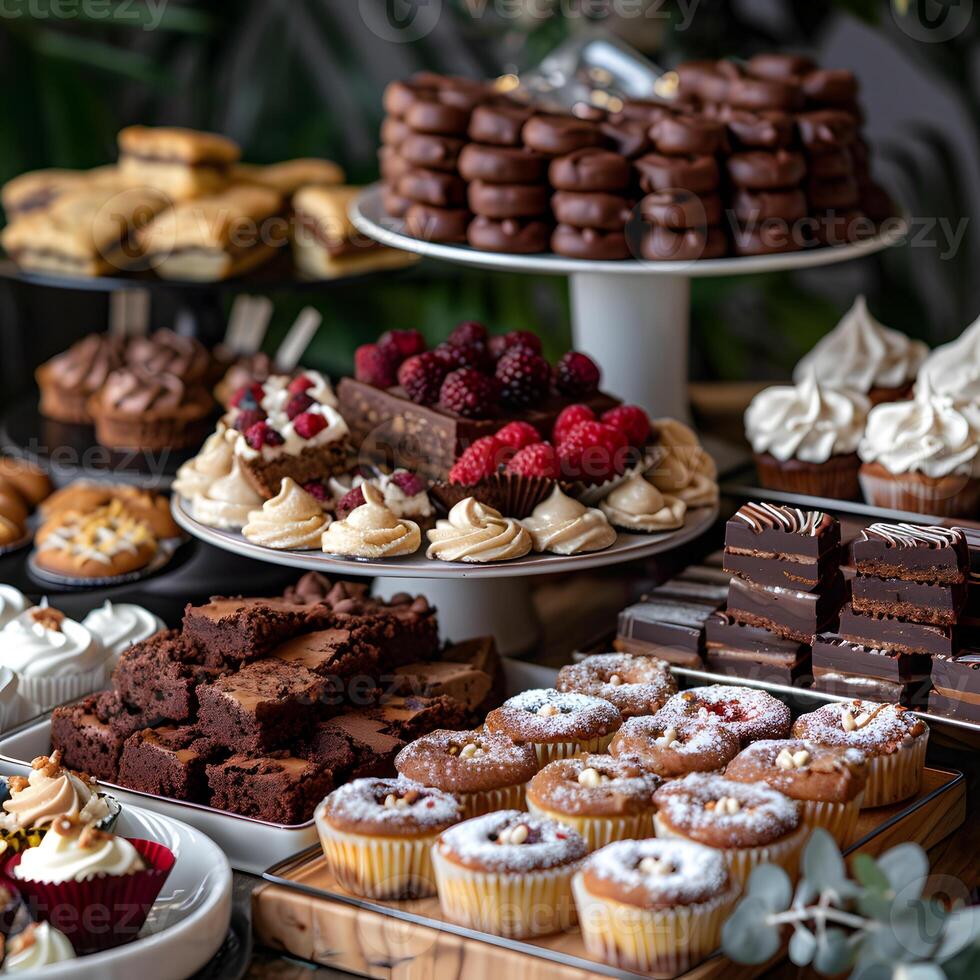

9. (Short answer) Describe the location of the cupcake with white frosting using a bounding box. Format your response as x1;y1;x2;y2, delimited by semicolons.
2;923;76;971
243;477;330;550
0;605;108;714
858;377;980;517
745;373;870;499
191;457;264;530
916;315;980;406
81;601;165;668
0;585;29;630
794;295;927;404
522;486;616;555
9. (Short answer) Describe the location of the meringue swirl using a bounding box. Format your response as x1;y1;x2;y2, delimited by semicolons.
793;295;928;392
858;378;980;479
647;417;719;506
916;316;980;405
2;923;76;971
192;458;263;530
522;486;617;555
426;497;532;563
81;601;165;665
0;606;105;678
322;484;421;558
173;424;234;498
599;475;687;532
745;374;870;463
15;821;144;883
244;477;330;550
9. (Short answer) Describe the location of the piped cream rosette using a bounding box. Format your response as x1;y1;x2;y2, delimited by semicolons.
172;423;233;499
191;458;263;530
426;497;532;563
521;486;617;555
321;483;421;558
599;475;686;532
243;477;330;550
645;418;719;508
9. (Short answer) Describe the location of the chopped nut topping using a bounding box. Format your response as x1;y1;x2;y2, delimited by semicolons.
30;607;65;632
577;767;611;788
497;823;529;845
608;674;623;687
536;703;560;718
639;856;673;876
708;796;741;815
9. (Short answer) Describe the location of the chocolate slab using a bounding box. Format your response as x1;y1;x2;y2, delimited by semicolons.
723;549;839;591
851;575;966;626
926;690;980;723
838;602;957;657
851;523;968;585
812;634;932;682
615;597;719;667
726;573;845;644
930;650;980;701
705;648;811;685
649;578;730;605
705;611;807;661
813;670;931;707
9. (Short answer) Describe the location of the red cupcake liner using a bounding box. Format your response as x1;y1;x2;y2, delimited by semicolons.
2;838;175;953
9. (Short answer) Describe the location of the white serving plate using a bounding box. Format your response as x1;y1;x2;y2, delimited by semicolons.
0;765;232;980
0;718;316;875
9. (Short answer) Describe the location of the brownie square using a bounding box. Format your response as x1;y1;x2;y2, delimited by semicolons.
839;602;957;657
183;597;328;663
206;754;334;824
725;504;840;575
387;661;493;713
118;726;218;801
851;575;967;626
704;611;811;684
852;524;968;584
927;690;980;723
306;712;406;779
726;573;845;644
365;695;468;738
615;597;720;667
197;659;328;753
50;694;128;782
930;649;980;700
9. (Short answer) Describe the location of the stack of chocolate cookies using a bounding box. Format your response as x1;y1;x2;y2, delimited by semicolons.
458;100;552;254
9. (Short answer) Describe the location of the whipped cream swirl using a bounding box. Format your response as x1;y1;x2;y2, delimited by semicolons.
173;424;234;498
599;475;687;532
3;756;110;830
81;601;165;665
916;315;980;405
426;497;532;563
2;923;76;971
322;484;421;558
192;458;264;529
244;477;330;550
522;486;617;555
793;295;928;392
745;374;870;463
15;820;144;883
0;585;29;630
0;606;105;678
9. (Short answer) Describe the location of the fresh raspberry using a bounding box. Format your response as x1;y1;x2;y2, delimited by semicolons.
378;329;426;362
496;347;550;408
489;330;542;360
554;351;601;397
439;368;499;419
553;404;596;445
302;480;330;504
448;320;488;347
285;392;315;420
287;375;316;395
355;343;399;388
244;420;284;450
232;407;267;432
230;382;265;409
448;436;513;485
390;470;427;497
495;421;542;450
337;486;366;517
434;342;487;371
292;412;327;439
506;442;561;480
398;352;449;405
601;405;651;446
558;421;629;483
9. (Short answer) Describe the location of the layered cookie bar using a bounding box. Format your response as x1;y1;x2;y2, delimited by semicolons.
839;602;957;657
118;125;240;199
235;158;344;196
726;572;846;644
851;574;966;626
926;649;980;721
139;185;285;281
704;611;811;683
812;634;932;705
1;166;116;218
852;523;968;585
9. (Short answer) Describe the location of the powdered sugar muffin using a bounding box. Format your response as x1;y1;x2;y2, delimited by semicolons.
655;685;791;748
573;838;737;974
485;689;623;765
609;714;740;778
432;810;588;938
792;700;927;807
526;754;662;851
315;776;461;899
555;653;676;718
725;739;868;845
395;729;539;819
653;772;806;889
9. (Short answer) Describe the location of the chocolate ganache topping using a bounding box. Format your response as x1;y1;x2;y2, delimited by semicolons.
860;523;965;549
733;502;830;536
101;368;186;413
48;334;125;393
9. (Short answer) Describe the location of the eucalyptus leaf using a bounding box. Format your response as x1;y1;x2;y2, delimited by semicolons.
788;924;816;966
881;900;946;960
858;889;897;922
813;927;853;975
878;844;929;901
746;864;792;913
935;906;980;961
802;828;849;893
854;853;892;893
721;896;782;965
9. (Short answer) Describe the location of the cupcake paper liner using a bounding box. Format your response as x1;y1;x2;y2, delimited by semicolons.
316;821;441;900
526;801;654;853
567;447;659;507
572;873;738;977
862;733;928;808
653;815;808;891
754;452;861;501
858;466;980;519
531;733;616;768
457;783;526;821
430;475;558;520
16;663;108;718
432;846;580;939
800;794;863;847
3;837;175;953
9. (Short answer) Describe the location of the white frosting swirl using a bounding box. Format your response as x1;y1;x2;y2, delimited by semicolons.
2;923;76;971
172;424;233;498
745;374;870;463
917;316;980;405
521;486;617;555
599;475;687;531
15;822;144;883
426;498;532;563
0;606;105;678
858;378;980;478
794;295;928;392
321;484;421;558
2;759;109;830
80;601;165;666
192;458;263;529
0;586;29;630
244;477;330;550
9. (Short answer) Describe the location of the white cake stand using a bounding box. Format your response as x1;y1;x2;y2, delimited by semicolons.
350;184;907;420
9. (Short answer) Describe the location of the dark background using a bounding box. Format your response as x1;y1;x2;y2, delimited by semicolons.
0;0;976;403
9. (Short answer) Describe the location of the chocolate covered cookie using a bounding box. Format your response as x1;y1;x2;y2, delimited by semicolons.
551;191;632;231
549;148;631;192
457;144;547;184
635;152;720;194
640;189;722;229
397;169;466;208
467;216;551;253
467;180;549;219
522;114;602;155
551;224;631;260
468;102;533;147
726;150;806;190
404;204;470;243
640;225;728;261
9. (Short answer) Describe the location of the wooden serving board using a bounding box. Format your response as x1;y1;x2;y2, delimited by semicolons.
253;768;964;980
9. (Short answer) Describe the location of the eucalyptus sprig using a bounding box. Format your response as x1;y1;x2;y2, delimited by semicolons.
722;829;980;979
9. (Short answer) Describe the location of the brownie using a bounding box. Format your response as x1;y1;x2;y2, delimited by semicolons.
206;754;335;824
306;712;406;779
183;597;327;663
197;659;328;753
50;693;130;782
113;629;225;723
118;725;218;801
927;690;980;723
615;596;720;667
365;694;468;739
839;602;958;657
852;524;968;585
387;660;493;713
930;649;980;700
851;574;966;626
726;573;846;644
811;633;932;705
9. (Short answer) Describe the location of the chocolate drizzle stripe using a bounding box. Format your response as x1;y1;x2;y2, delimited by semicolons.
861;523;964;548
734;501;825;536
